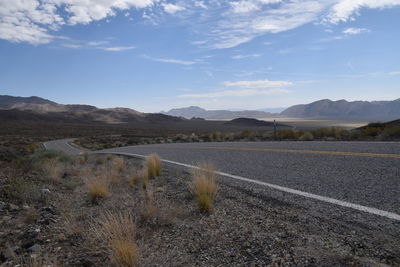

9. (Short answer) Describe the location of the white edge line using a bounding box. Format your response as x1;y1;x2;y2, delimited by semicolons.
94;151;400;221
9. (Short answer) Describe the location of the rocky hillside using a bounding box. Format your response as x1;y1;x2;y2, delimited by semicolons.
0;95;181;125
281;99;400;120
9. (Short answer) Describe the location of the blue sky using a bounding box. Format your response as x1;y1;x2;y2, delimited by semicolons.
0;0;399;112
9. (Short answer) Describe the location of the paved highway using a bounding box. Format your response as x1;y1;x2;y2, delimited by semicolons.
44;139;400;221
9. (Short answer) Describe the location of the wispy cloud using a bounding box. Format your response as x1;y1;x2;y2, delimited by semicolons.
178;88;292;98
162;3;186;14
389;71;400;76
100;46;136;51
1;0;399;48
223;79;293;88
231;54;262;59
142;55;196;65
343;27;370;35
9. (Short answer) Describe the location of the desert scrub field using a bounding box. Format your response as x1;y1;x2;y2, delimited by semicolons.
73;123;400;151
1;147;400;266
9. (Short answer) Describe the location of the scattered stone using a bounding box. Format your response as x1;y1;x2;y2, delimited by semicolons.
8;203;19;211
41;188;51;194
28;244;41;253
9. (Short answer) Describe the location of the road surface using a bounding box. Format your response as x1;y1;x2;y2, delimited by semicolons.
44;139;400;222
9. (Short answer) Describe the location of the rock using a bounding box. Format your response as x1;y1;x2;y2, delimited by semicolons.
156;187;165;193
8;203;19;211
2;215;12;221
28;244;42;253
0;201;6;212
58;233;67;242
41;188;51;194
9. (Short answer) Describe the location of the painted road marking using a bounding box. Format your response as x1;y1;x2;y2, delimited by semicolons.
146;145;400;159
95;151;400;221
45;140;400;221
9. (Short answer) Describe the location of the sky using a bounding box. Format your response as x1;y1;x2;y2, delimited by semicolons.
0;0;400;112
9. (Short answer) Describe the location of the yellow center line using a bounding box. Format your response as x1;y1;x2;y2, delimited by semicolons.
155;145;400;159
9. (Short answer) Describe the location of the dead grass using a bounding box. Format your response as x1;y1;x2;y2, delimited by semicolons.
113;157;125;173
92;212;138;266
85;174;110;204
41;158;65;181
141;167;149;190
128;168;140;188
145;154;161;179
191;163;218;212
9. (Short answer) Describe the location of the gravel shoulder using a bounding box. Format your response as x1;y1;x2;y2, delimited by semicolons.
1;152;399;266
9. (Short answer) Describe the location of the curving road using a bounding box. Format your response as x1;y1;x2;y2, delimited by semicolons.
44;139;400;222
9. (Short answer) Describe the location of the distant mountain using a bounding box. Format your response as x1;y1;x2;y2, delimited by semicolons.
163;106;277;119
281;99;400;120
0;95;56;109
0;95;182;125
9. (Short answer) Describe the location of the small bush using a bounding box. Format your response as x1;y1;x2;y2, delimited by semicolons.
191;163;218;212
41;158;65;181
92;212;138;267
113;157;125;173
299;131;314;141
85;175;109;204
146;154;161;179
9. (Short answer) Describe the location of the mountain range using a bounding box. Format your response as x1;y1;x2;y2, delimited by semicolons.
1;95;399;124
0;95;182;125
164;99;400;120
162;106;277;120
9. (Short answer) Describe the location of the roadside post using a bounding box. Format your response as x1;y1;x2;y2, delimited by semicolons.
274;120;277;140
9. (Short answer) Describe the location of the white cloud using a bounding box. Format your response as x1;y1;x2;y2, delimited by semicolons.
231;53;262;59
162;3;185;14
223;79;293;88
87;40;109;46
100;46;136;51
178;88;292;98
194;1;207;9
343;27;370;35
389;71;400;76
327;0;400;23
142;55;196;65
2;0;400;48
0;0;159;44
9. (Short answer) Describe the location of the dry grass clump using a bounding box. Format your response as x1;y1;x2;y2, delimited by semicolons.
85;174;109;204
113;157;125;173
41;158;65;181
128;168;140;188
191;163;218;212
92;212;138;266
141;167;149;190
145;154;161;179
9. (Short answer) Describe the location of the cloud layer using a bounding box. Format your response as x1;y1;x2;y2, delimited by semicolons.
1;0;400;47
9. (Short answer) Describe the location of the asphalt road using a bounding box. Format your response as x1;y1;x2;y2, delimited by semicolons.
44;139;400;221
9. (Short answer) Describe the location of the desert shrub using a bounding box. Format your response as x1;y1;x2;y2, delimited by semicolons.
146;154;161;179
299;131;314;141
4;177;42;204
191;163;218;212
92;212;138;267
378;126;400;140
278;130;299;140
29;149;72;172
41;158;66;181
361;127;381;137
85;175;109;204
